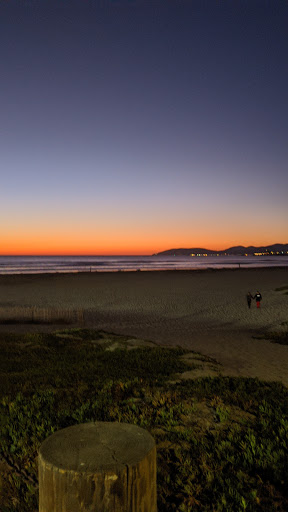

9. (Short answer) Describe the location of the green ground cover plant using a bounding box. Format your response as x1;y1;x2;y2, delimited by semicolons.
1;329;288;511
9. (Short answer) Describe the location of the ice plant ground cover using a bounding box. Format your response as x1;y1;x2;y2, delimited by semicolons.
0;328;288;512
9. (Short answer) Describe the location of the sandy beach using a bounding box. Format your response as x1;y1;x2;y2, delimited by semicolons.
0;267;287;385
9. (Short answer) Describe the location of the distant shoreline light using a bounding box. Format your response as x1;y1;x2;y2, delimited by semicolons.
188;252;288;257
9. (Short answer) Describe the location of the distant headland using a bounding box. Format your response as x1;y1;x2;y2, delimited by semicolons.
155;243;288;257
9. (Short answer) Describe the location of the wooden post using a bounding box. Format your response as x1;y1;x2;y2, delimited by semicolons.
38;422;157;512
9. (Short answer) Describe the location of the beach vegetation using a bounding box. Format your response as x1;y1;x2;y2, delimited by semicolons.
1;329;288;511
267;331;288;345
254;325;288;346
275;285;288;293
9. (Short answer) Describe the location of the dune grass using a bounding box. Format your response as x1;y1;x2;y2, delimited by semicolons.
265;331;288;346
275;285;288;297
1;329;288;511
254;323;288;346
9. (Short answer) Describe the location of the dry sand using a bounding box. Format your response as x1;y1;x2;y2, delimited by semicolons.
0;268;288;385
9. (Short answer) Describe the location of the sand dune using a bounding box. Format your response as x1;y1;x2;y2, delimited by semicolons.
0;268;287;385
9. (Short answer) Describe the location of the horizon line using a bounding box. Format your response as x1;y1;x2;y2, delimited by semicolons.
0;241;287;258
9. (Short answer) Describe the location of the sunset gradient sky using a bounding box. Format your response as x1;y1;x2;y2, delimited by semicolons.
1;0;287;255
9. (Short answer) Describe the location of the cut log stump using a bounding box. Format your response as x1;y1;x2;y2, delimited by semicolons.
38;422;157;512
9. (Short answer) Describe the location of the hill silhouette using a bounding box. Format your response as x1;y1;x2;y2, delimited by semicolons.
156;244;288;256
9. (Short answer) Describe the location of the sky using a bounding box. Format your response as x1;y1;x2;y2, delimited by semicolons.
1;0;287;255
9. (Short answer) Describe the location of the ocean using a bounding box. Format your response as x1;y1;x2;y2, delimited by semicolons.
0;255;287;274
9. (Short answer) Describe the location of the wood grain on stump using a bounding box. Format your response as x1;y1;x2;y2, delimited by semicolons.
38;422;157;512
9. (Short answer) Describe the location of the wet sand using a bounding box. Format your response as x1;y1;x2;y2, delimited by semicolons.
0;267;288;385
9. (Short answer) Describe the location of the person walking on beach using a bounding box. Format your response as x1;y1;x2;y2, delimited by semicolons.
246;292;253;309
254;291;262;308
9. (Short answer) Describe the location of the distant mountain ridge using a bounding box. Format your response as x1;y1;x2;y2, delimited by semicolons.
156;244;288;256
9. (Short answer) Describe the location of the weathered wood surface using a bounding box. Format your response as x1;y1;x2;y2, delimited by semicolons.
0;306;83;324
38;422;157;512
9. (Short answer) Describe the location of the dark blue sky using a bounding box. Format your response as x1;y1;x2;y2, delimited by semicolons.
1;0;287;254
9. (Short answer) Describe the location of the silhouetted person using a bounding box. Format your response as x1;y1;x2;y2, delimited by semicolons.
246;292;253;309
255;291;262;308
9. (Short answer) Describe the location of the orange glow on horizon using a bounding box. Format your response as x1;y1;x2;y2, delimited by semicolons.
0;234;283;256
1;203;286;257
